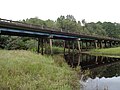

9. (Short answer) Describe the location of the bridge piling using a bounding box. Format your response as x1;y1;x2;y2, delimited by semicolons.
77;38;81;53
72;40;75;67
72;40;75;54
68;40;71;54
77;54;81;66
85;41;88;51
64;40;66;55
44;39;47;54
95;40;98;49
1;18;120;54
81;41;83;51
49;39;53;55
89;42;92;49
37;38;40;53
41;38;44;55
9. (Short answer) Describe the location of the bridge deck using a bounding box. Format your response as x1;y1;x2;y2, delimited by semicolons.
0;18;120;42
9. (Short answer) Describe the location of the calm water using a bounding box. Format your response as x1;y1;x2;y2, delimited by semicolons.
64;53;120;90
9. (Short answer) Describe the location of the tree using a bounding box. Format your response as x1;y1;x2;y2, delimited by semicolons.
102;22;117;38
23;17;46;26
66;15;76;22
45;19;56;28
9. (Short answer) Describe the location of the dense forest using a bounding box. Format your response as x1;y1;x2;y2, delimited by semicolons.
1;15;120;50
21;15;120;38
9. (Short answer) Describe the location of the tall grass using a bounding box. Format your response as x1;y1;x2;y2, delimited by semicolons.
90;47;120;56
0;50;79;90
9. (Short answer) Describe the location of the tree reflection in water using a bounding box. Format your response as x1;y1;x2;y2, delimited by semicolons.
64;53;120;90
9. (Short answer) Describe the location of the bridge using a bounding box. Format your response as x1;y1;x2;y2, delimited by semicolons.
0;18;120;54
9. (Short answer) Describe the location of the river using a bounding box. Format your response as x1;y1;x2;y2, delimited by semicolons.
64;53;120;90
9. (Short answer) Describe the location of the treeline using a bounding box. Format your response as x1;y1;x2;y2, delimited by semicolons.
0;15;120;50
22;15;120;38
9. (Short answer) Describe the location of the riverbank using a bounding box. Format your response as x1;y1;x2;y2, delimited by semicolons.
90;47;120;57
0;50;80;90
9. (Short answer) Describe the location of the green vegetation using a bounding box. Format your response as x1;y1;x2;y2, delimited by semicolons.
0;15;120;89
1;15;120;50
52;46;64;54
90;47;120;57
0;50;80;90
21;16;120;38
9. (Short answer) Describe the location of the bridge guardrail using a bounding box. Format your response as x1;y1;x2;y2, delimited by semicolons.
0;18;120;42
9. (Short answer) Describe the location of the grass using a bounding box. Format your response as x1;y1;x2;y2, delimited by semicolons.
52;46;64;54
0;50;80;90
90;47;120;57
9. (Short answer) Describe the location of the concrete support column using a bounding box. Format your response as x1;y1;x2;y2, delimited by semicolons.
77;41;81;53
95;56;98;64
77;54;81;66
95;40;98;49
49;39;53;55
77;38;81;53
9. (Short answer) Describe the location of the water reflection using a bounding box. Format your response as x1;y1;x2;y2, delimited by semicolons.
64;54;120;71
64;53;120;90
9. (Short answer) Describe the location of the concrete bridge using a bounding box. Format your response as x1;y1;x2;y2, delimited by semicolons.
0;18;120;54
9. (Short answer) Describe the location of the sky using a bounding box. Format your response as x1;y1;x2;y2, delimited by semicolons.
0;0;120;23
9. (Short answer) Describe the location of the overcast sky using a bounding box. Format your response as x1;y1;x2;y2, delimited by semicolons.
0;0;120;23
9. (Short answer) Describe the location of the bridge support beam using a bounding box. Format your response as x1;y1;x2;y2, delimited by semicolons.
44;39;47;54
77;54;81;66
89;42;92;49
81;41;83;51
94;40;98;49
72;40;75;54
49;39;53;55
72;40;75;67
86;42;88;50
41;38;44;55
77;38;81;53
37;38;40;53
37;38;44;55
64;40;66;55
68;40;71;54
